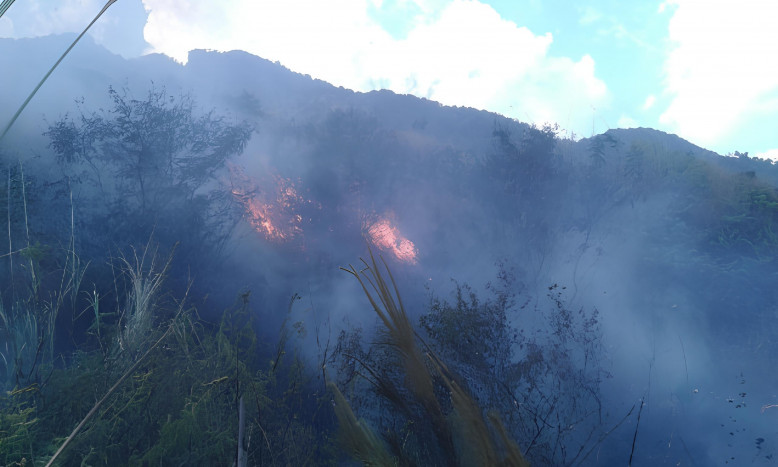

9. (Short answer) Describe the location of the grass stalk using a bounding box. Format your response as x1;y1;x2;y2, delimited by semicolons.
0;0;17;18
7;166;13;288
339;247;530;466
628;398;645;467
328;381;395;466
0;0;118;143
117;242;173;354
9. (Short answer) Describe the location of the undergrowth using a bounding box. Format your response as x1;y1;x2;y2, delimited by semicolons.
0;241;337;466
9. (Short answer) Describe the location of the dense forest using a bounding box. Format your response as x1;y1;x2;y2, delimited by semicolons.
1;35;778;465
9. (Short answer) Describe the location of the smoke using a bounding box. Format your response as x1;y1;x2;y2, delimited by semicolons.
2;35;777;465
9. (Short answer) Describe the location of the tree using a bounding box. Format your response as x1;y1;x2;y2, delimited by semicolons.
483;123;566;277
486;122;561;199
419;276;609;466
587;133;618;167
45;86;253;261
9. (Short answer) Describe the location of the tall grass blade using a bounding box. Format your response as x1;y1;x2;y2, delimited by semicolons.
0;0;16;18
340;247;530;466
0;0;118;143
328;381;395;466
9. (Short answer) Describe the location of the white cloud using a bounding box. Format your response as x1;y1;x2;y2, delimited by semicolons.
642;95;655;110
659;0;778;148
755;149;778;162
0;17;13;36
0;0;106;37
579;6;602;25
141;0;608;135
0;0;148;58
142;0;390;69
618;115;639;128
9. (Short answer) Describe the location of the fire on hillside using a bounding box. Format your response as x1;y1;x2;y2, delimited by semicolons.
228;163;309;242
228;163;417;264
366;214;418;264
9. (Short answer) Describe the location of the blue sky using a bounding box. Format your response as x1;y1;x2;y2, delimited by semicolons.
2;0;777;158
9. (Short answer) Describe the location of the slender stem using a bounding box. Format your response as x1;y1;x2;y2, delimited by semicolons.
237;395;247;467
628;398;645;467
6;167;11;287
18;161;36;293
0;0;17;18
0;0;118;143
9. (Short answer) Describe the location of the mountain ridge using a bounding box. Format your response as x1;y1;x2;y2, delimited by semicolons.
2;33;747;170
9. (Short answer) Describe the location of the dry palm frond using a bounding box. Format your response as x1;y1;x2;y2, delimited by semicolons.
339;247;530;467
488;412;531;467
429;345;530;467
343;351;414;418
429;351;498;465
328;381;395;467
341;249;438;413
341;248;461;464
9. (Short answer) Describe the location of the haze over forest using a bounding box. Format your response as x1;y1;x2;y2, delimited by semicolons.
1;34;777;465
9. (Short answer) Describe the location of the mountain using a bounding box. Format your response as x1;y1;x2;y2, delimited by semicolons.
1;34;777;465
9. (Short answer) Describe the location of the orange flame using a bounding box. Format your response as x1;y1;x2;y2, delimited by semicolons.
228;164;419;264
367;216;418;264
228;163;310;242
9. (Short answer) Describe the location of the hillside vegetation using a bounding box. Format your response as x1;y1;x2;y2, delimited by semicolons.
1;36;777;466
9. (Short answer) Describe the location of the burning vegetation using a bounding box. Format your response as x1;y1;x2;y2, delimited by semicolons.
228;164;418;263
366;214;418;264
228;163;312;243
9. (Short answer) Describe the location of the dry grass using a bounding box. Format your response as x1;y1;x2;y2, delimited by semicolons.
337;247;530;466
117;243;173;356
328;381;395;466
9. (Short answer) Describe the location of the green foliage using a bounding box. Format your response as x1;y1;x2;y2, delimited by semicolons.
587;133;618;167
420;280;516;381
0;301;42;391
0;386;38;466
1;82;341;465
17;242;48;264
604;138;778;264
714;183;778;259
486;122;561;200
0;266;335;466
623;141;694;203
0;234;78;393
672;158;778;263
483;124;567;267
